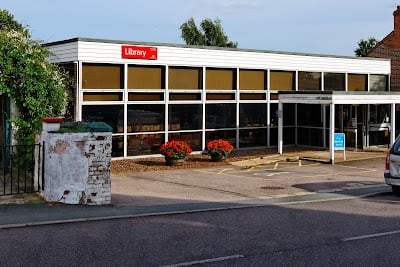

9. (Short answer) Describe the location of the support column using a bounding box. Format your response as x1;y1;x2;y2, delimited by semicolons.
278;102;283;155
391;103;396;146
322;105;326;148
330;103;335;164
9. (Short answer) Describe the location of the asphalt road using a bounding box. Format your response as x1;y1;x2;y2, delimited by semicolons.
1;192;400;267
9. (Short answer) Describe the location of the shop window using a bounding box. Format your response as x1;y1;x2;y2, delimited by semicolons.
297;104;323;127
168;104;202;130
205;104;236;129
128;65;165;89
369;104;390;124
205;130;236;147
206;93;235;100
370;74;388;91
270;70;295;91
269;103;295;127
348;74;367;91
240;93;266;100
127;133;164;156
324;73;345;91
169;93;201;101
206;68;236;90
297;127;324;147
128;92;164;101
283;104;296;126
239;69;266;90
168;132;202;151
239;129;267;147
168;67;202;89
126;104;164;132
82;63;123;89
298;71;321;91
112;136;124;157
239;103;267;127
83;92;123;101
270;103;278;127
81;105;124;133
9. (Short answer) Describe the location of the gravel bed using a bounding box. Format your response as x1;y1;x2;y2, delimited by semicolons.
111;148;279;174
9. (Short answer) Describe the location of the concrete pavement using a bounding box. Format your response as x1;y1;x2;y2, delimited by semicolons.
0;149;391;228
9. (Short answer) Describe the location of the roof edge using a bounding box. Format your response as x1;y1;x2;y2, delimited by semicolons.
44;37;391;62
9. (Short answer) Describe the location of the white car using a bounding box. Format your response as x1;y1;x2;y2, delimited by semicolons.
384;137;400;194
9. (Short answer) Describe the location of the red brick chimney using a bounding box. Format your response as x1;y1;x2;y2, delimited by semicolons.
393;6;400;40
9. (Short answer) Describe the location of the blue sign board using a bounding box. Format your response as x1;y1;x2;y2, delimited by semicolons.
334;133;345;150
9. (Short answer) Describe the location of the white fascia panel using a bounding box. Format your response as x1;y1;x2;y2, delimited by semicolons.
49;40;390;75
47;42;79;63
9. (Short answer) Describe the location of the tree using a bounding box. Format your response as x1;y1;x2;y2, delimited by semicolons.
180;17;238;48
0;9;69;143
354;37;378;57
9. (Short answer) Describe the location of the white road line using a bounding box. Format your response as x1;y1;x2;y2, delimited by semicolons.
217;168;233;174
160;254;244;267
293;192;315;196
342;230;400;242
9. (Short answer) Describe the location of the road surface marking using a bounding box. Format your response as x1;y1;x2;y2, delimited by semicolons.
293;192;315;196
254;171;290;177
161;254;244;267
274;162;279;169
217;168;233;174
342;230;400;242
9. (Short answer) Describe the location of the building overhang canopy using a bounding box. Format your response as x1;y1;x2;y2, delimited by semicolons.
277;91;400;164
278;91;400;105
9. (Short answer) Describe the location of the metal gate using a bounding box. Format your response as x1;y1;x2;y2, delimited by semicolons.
0;143;42;196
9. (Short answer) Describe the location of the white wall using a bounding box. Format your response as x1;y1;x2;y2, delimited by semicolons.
47;38;391;75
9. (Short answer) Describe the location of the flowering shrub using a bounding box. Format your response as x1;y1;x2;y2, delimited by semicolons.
160;140;192;159
206;139;234;157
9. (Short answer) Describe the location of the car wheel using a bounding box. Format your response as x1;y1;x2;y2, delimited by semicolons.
392;185;400;195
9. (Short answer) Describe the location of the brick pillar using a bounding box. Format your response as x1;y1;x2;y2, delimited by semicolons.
41;131;112;205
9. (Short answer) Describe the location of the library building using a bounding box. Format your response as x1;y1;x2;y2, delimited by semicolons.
45;37;400;160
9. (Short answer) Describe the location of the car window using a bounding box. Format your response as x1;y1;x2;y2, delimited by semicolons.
392;137;400;154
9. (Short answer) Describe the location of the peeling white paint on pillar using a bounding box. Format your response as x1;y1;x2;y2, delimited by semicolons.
40;131;112;205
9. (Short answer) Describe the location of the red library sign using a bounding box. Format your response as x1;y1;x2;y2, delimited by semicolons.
121;45;158;60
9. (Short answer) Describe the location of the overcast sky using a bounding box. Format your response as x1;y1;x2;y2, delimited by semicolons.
2;0;399;56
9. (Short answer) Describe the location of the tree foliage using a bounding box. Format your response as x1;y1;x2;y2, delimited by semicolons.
354;37;378;57
0;9;27;35
0;9;69;143
180;17;238;48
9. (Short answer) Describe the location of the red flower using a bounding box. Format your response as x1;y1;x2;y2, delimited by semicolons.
160;140;192;159
206;139;234;156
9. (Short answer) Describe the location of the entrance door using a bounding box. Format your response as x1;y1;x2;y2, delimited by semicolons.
341;105;365;150
367;104;391;147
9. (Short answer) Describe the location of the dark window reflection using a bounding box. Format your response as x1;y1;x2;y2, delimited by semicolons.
168;132;202;151
127;134;164;156
297;104;322;127
82;105;123;133
206;104;236;129
127;104;165;132
169;105;202;130
298;71;321;91
239;104;266;127
206;130;236;148
239;129;267;147
324;73;345;91
112;136;124;157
